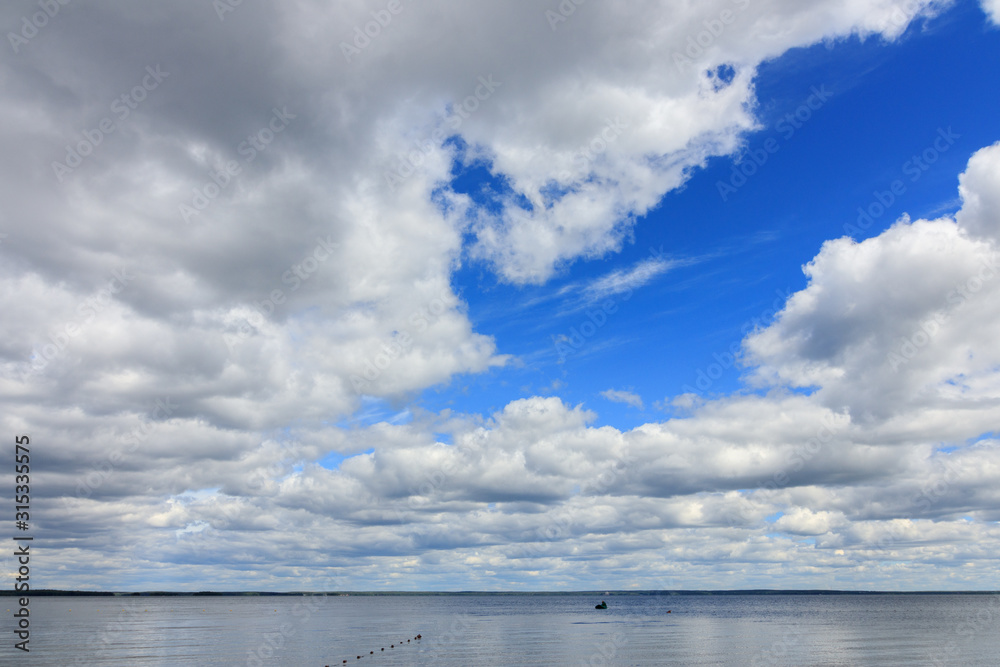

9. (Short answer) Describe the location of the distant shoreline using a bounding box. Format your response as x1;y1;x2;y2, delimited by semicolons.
5;589;998;597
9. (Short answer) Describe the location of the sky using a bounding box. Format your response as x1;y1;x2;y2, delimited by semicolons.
2;0;1000;592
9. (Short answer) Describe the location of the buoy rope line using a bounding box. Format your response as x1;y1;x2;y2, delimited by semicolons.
326;633;422;665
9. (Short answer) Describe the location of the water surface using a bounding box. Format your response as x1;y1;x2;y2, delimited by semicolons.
5;593;999;665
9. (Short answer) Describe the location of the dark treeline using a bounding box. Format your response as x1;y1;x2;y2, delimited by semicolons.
4;589;998;597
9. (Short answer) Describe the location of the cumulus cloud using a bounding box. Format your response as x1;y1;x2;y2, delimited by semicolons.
982;0;1000;25
956;141;1000;241
3;0;999;592
744;145;1000;426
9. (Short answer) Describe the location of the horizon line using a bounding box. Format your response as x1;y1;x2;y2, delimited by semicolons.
7;588;1000;597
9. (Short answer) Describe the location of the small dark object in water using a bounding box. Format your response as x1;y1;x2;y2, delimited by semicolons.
595;600;608;609
416;634;422;639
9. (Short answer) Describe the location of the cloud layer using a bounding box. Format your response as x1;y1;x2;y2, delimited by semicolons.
1;0;998;591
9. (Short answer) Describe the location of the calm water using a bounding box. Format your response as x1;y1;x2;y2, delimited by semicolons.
4;593;999;665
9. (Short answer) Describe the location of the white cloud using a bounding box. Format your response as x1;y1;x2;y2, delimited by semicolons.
773;508;846;536
0;0;951;431
981;0;1000;25
744;203;1000;426
4;0;998;592
600;389;645;410
452;0;950;283
584;258;678;301
956;141;1000;241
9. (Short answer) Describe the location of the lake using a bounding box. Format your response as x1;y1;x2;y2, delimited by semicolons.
4;593;999;665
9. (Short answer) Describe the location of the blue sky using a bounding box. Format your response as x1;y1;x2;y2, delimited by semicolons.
4;0;1000;592
418;1;1000;429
